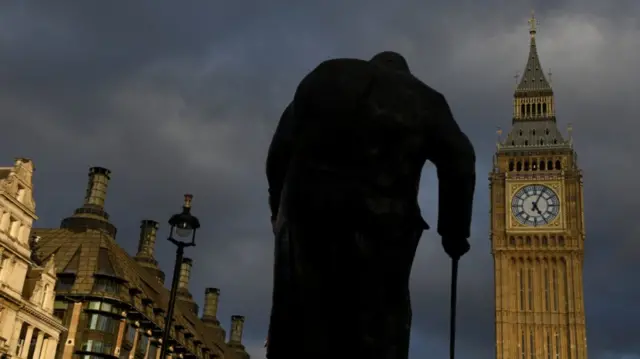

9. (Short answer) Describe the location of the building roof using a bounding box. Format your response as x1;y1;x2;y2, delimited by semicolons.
32;168;245;359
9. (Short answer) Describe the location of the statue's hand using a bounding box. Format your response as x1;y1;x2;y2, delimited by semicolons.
441;236;470;260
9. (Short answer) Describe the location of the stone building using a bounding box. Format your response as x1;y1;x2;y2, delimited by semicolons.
31;167;249;359
0;158;66;359
490;12;588;359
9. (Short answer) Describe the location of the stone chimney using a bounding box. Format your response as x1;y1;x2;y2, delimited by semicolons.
60;166;117;238
202;288;221;325
134;220;165;284
84;167;110;208
228;315;245;347
175;258;198;314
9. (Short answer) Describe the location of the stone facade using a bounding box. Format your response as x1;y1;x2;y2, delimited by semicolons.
490;13;588;359
0;158;66;359
31;167;249;359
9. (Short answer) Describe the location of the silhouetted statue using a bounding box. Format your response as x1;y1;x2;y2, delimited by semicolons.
266;51;476;359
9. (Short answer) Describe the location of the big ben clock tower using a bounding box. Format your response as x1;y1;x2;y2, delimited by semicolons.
490;12;588;359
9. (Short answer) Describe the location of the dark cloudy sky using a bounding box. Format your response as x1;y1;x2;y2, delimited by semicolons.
1;1;638;358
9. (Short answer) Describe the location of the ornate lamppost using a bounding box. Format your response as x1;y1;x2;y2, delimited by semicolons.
159;194;201;359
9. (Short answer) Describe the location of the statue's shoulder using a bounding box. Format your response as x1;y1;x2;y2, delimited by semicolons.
311;58;370;73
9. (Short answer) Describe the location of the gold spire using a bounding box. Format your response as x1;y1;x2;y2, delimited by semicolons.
528;10;538;37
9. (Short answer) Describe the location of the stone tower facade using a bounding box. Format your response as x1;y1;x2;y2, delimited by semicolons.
490;12;588;359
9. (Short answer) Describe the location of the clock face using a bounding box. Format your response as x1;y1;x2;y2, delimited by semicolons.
511;184;560;226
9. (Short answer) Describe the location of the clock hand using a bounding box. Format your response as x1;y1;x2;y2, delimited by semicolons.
533;206;548;224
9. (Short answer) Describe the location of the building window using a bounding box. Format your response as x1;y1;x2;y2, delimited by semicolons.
85;313;120;334
17;184;26;202
555;332;561;359
553;269;559;311
93;277;121;294
529;330;535;359
86;301;122;315
55;275;76;291
119;348;130;359
519;268;525;310
527;268;534;311
54;300;68;321
136;335;149;357
125;324;137;345
9;217;20;238
520;331;526;359
80;340;113;355
547;332;552;359
544;269;550;311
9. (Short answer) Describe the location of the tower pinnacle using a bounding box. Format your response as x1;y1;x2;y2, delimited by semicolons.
528;10;538;37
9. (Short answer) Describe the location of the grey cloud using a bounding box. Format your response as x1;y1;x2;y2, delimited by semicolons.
0;1;637;358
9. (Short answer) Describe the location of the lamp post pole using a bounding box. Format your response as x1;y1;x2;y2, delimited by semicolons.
159;194;200;359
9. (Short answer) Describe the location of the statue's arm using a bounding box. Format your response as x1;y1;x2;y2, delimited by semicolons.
429;94;476;240
266;103;295;221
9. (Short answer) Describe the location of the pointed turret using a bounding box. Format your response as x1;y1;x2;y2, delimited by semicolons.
515;11;553;94
500;12;570;149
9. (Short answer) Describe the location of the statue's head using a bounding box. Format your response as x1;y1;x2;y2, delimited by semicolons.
369;51;410;73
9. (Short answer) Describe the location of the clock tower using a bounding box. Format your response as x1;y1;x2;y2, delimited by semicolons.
490;12;588;359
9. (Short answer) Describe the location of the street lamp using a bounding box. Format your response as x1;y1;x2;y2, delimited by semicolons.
160;194;201;359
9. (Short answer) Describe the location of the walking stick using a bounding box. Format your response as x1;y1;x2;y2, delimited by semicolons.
449;257;459;359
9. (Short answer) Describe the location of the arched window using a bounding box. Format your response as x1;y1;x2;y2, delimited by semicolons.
521;104;525;116
540;160;546;170
547;160;553;170
537;103;542;115
555;160;561;170
532;129;536;136
509;236;516;246
532;161;537;170
509;161;515;171
517;161;522;171
542;103;547;114
558;236;565;247
524;140;529;146
524;161;530;171
542;236;548;245
540;139;544;145
526;104;531;115
525;236;532;245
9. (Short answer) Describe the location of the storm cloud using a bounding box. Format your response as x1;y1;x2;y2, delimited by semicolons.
0;1;638;358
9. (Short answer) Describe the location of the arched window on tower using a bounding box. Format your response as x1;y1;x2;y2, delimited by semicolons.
540;160;546;170
524;140;529;146
558;236;565;247
555;160;561;170
532;103;537;115
537;103;542;115
509;236;516;246
526;104;531;116
547;160;553;170
517;161;522;171
532;129;536;136
509;161;515;171
543;103;547;114
521;104;525;116
542;236;548;246
524;161;530;171
532;160;537;170
540;139;544;145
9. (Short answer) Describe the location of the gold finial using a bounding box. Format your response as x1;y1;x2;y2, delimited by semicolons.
496;127;503;136
528;10;538;36
183;194;193;208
